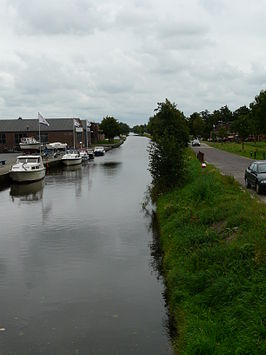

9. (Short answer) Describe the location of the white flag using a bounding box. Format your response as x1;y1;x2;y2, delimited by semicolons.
38;112;50;127
73;119;80;127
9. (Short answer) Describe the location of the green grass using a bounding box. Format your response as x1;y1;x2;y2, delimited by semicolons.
207;141;266;160
156;150;266;354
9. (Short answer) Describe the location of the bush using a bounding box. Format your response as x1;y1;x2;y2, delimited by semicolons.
148;99;189;198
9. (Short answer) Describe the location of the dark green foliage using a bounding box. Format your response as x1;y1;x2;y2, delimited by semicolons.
189;112;205;138
100;116;120;141
231;113;251;141
133;88;266;143
149;99;189;145
118;122;130;135
148;99;189;198
131;124;148;135
156;151;266;354
250;90;266;134
148;137;186;197
185;89;266;139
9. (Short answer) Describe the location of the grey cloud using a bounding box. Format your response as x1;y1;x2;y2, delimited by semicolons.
156;21;209;38
10;0;109;35
1;0;266;124
199;0;227;14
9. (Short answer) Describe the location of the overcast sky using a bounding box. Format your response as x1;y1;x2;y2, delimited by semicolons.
0;0;266;126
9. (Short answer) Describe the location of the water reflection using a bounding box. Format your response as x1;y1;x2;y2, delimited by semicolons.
148;210;177;344
10;180;44;203
46;164;82;177
0;137;172;354
98;161;122;176
148;211;164;278
62;164;82;177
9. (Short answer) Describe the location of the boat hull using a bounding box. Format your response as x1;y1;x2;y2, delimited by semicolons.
62;158;82;166
9;168;46;182
94;151;105;156
20;144;41;150
94;147;105;156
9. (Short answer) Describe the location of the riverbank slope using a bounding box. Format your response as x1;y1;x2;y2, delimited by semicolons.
156;151;266;353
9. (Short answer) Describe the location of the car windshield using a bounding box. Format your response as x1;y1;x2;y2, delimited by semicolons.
258;163;266;173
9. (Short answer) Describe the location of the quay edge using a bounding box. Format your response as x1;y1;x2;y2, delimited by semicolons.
0;138;127;183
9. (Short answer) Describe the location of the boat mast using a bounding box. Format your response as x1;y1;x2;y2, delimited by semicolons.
73;119;75;149
39;117;41;155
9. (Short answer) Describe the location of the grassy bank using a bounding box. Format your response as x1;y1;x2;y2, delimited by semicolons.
156;151;266;354
207;141;266;160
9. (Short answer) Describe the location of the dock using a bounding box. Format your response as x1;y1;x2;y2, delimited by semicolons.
0;155;63;184
0;137;127;185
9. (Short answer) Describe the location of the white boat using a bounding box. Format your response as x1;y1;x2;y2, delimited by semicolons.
45;142;67;158
9;155;46;182
79;150;90;161
94;146;105;156
46;142;67;150
61;151;82;166
19;137;41;151
87;149;94;160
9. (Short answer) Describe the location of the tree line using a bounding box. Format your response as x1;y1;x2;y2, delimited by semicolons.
146;90;266;199
98;90;266;198
99;116;130;141
133;89;266;141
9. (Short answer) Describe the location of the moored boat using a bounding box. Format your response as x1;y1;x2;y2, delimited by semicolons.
46;142;67;150
79;149;90;161
87;149;94;160
94;146;105;156
19;137;41;151
9;155;46;182
61;151;82;166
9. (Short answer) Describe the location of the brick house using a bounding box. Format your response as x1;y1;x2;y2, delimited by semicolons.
0;117;100;152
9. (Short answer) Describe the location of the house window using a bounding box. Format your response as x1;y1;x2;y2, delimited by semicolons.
0;133;6;144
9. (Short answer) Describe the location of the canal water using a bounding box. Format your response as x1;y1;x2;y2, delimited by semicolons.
0;136;172;354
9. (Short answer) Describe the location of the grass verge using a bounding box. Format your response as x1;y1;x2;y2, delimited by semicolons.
156;150;266;354
206;141;266;160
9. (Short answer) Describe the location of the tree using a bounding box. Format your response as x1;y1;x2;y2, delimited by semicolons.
148;99;189;145
100;116;120;141
217;126;227;141
131;124;148;135
231;106;251;146
148;99;189;198
187;112;205;137
249;90;266;135
218;105;233;123
119;122;130;135
192;115;205;138
200;110;212;139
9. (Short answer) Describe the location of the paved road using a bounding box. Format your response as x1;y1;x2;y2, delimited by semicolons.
191;143;266;203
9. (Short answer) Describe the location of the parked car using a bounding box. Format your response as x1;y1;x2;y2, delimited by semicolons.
244;160;266;194
192;138;200;146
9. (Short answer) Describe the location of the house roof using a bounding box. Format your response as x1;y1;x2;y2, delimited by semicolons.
0;118;87;132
